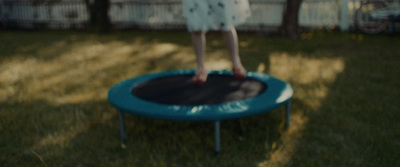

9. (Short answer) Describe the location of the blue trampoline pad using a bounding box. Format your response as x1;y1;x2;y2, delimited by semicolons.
108;69;293;122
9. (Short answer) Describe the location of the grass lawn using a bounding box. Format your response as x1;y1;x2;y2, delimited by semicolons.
0;30;399;166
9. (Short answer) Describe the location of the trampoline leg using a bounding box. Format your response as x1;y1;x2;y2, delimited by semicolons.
214;121;221;154
119;112;127;141
285;100;291;129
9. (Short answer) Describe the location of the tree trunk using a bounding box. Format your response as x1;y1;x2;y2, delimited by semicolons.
86;0;111;32
280;0;302;39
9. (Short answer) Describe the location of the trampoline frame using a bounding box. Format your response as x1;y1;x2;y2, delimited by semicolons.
108;69;293;153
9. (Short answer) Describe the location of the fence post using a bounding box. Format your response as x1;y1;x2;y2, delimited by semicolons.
340;0;350;31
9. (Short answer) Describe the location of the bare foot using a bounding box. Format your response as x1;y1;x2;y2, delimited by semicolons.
233;66;246;79
192;70;208;85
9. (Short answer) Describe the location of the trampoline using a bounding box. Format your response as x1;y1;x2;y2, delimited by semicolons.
108;69;293;153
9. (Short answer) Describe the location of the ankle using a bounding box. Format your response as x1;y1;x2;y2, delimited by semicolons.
196;67;207;73
233;64;245;70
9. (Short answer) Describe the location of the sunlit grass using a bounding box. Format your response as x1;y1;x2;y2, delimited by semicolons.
0;30;399;166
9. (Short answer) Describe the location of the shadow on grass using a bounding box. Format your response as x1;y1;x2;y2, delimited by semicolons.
263;33;400;166
1;97;291;166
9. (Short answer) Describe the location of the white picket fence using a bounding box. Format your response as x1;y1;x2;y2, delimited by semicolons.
0;0;364;31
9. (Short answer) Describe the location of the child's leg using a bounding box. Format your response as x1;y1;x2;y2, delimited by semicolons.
191;31;208;83
222;27;246;78
192;31;206;71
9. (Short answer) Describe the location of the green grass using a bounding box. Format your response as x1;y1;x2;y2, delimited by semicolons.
0;30;399;166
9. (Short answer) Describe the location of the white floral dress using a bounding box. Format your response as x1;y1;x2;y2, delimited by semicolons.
181;0;251;32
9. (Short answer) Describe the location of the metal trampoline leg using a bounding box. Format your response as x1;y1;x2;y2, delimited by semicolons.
285;100;291;129
214;121;221;154
119;112;127;141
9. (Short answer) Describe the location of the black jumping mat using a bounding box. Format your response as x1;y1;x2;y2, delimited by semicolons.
132;74;267;105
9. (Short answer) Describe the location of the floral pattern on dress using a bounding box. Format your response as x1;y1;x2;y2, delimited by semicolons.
182;0;251;32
